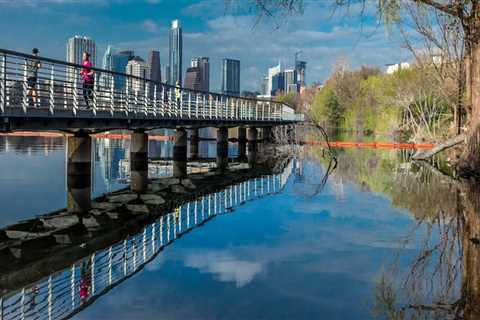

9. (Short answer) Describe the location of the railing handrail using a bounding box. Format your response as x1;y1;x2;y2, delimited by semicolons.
0;47;282;105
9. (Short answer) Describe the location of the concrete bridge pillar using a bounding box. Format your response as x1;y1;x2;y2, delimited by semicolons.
130;129;149;193
190;128;199;160
217;127;229;171
173;128;187;177
262;126;273;143
67;132;91;214
238;127;247;161
247;127;258;168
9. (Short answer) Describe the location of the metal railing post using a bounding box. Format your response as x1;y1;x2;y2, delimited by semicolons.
110;74;115;116
153;84;158;117
1;54;6;113
195;93;199;119
144;81;148;116
125;78;130;115
22;59;28;113
92;73;98;114
49;65;55;114
161;85;165;117
73;72;78;115
188;91;191;118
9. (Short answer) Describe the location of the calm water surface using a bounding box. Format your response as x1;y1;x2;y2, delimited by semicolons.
0;136;474;319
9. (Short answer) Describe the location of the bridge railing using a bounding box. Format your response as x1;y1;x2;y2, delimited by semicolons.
0;162;293;320
0;49;299;122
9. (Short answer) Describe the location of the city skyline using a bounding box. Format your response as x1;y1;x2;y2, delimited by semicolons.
0;1;412;92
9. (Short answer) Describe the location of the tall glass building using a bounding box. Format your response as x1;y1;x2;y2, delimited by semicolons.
221;59;240;96
169;19;183;86
101;45;133;90
67;35;96;66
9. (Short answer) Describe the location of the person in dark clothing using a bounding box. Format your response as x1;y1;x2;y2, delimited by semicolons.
80;51;94;109
26;48;41;107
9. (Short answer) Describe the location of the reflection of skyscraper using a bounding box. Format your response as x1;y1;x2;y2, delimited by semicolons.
169;20;183;85
191;57;209;91
67;36;96;65
95;138;128;191
221;59;240;96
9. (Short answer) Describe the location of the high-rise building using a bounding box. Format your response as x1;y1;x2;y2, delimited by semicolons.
284;69;298;93
148;50;161;83
191;57;209;92
169;19;183;86
295;60;306;87
266;62;281;96
67;36;96;66
184;66;201;90
165;65;171;85
126;56;150;92
271;72;285;96
101;46;133;90
221;58;240;96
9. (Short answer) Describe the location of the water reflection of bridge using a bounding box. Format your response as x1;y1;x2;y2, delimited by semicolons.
0;161;293;320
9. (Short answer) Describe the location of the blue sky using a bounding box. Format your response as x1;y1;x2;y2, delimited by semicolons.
0;0;412;92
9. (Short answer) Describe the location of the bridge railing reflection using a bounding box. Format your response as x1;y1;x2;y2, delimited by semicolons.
0;160;293;320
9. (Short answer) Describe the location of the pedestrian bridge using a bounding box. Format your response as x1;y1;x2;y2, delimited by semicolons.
0;48;303;132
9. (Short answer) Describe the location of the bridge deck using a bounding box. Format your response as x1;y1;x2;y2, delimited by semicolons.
0;49;303;132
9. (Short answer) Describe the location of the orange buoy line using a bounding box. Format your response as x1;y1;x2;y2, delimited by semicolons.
305;140;434;149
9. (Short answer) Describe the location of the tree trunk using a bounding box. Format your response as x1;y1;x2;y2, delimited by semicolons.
458;6;480;176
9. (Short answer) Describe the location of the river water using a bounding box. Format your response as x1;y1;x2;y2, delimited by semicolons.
0;135;476;319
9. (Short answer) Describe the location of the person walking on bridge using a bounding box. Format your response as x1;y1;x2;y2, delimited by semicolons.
26;48;41;108
80;51;94;109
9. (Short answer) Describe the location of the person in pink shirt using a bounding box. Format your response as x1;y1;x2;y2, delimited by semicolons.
80;51;94;109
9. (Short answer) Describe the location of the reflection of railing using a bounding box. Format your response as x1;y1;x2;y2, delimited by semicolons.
0;164;292;320
0;49;302;123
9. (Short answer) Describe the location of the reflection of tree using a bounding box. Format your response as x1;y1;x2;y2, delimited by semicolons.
373;161;480;319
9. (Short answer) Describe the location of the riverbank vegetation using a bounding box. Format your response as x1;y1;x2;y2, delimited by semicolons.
310;61;457;143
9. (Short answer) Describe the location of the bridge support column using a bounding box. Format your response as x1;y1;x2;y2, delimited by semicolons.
190;128;199;160
173;128;187;177
247;127;258;168
130;129;149;193
238;127;247;161
67;132;91;214
217;127;229;171
262;126;273;143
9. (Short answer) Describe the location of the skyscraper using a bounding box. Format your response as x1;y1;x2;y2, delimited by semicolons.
221;59;240;96
101;46;133;89
295;60;307;87
184;66;201;90
284;69;298;93
169;19;182;86
191;57;209;92
271;72;285;96
67;36;96;66
126;56;150;92
148;50;161;83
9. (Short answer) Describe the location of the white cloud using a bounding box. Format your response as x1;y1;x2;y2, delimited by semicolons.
184;251;263;287
142;19;159;33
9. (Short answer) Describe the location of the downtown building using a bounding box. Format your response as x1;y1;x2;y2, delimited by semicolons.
101;45;134;90
66;35;97;90
126;56;150;93
168;19;182;86
221;58;240;96
67;36;97;66
184;66;201;91
191;57;209;92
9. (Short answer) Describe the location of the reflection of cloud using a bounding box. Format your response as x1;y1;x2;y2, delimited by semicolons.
184;251;263;287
